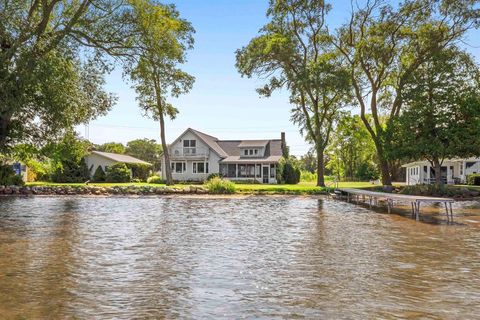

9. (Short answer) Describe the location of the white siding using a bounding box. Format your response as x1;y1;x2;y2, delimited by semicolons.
84;154;117;178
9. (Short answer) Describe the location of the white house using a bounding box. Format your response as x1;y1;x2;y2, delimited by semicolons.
161;128;285;183
402;158;480;185
84;151;152;179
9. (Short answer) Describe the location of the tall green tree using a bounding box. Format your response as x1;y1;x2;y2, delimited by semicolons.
326;114;378;181
390;48;480;185
126;138;162;170
332;0;479;186
42;131;93;183
0;0;136;154
127;0;194;185
236;0;351;187
97;142;126;154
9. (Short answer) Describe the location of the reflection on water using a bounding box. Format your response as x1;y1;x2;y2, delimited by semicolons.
0;196;479;319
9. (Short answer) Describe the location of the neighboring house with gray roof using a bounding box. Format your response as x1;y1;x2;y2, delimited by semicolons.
85;151;152;179
162;128;286;183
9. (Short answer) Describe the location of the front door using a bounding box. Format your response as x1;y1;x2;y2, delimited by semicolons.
262;166;269;183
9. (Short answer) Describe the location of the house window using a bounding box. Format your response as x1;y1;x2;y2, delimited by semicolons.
183;140;196;155
183;140;196;147
256;164;261;178
171;162;186;173
254;149;258;155
270;164;275;178
193;162;207;174
244;149;248;156
249;149;253;155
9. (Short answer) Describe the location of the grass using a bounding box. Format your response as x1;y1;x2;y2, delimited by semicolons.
25;180;376;195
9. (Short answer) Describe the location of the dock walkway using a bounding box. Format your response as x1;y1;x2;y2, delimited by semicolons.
337;188;455;222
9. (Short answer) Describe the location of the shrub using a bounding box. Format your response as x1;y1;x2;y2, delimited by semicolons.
204;177;236;194
105;163;131;183
466;174;480;186
277;157;301;184
0;165;24;186
300;170;317;182
92;166;106;182
147;175;165;184
206;173;223;181
127;163;151;181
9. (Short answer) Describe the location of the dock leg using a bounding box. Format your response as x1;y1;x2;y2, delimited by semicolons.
449;202;454;222
411;202;415;218
387;199;391;214
369;196;372;208
444;202;450;223
415;202;420;221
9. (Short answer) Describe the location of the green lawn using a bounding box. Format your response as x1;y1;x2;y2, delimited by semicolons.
26;180;376;194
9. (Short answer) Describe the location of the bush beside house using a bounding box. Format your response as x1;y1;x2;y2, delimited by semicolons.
92;166;106;182
204;177;236;194
276;157;301;184
0;164;24;186
466;174;480;185
105;163;131;183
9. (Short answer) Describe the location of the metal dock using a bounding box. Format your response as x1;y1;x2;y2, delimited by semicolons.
336;188;455;222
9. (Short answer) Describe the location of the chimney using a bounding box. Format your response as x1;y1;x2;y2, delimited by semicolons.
281;132;286;157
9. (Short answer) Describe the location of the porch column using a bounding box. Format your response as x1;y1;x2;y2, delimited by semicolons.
235;164;238;178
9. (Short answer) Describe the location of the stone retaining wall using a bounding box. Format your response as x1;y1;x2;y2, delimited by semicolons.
0;185;209;196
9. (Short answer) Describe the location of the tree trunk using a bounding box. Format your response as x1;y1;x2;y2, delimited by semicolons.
433;157;442;185
316;143;325;187
158;109;173;185
0;113;11;154
378;153;392;186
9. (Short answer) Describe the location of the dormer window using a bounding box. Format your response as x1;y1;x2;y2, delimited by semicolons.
242;148;260;157
183;139;196;155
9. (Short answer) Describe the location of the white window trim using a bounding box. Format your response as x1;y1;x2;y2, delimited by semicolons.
192;162;209;174
171;161;186;173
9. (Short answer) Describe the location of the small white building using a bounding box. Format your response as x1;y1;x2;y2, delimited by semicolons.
161;128;285;183
402;158;480;185
84;151;152;179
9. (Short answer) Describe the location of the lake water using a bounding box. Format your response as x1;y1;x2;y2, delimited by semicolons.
0;196;479;319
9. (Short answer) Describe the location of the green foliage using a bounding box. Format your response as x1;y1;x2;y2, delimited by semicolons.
92;166;106;182
236;0;351;186
97;142;126;154
126;139;162;169
43;132;92;183
277;157;301;184
127;0;195;185
206;173;222;182
300;170;317;182
126;163;151;181
105;163;131;183
326;114;379;181
333;0;478;185
466;174;480;186
356;162;380;181
147;175;164;184
204;177;236;194
0;165;24;186
399;185;468;197
389;47;480;174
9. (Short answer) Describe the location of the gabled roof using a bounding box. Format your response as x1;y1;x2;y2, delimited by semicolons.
190;128;229;158
170;128;284;162
90;151;152;165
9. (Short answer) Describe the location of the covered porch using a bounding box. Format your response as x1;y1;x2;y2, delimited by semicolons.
404;160;469;185
219;162;277;184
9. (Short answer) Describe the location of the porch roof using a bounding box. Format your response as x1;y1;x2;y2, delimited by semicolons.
219;156;281;164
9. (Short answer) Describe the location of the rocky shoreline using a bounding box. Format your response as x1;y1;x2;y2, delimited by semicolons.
0;185;210;196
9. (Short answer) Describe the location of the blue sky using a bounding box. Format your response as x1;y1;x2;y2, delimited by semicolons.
79;0;480;156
